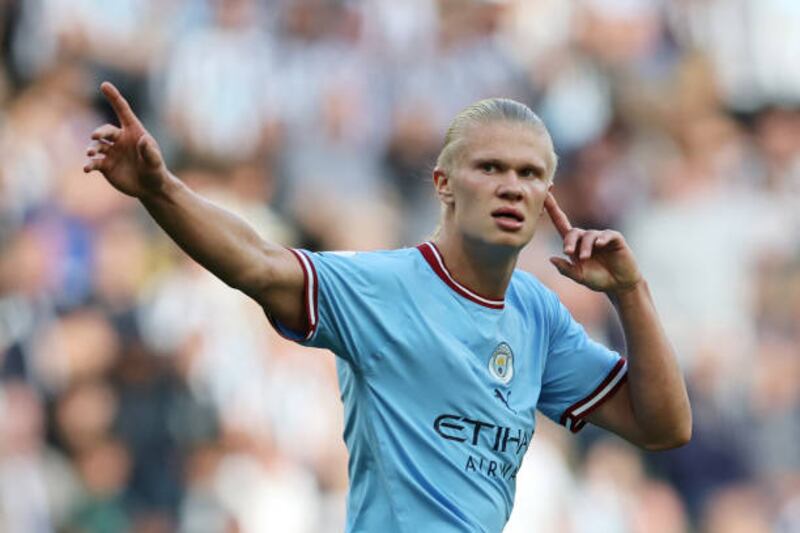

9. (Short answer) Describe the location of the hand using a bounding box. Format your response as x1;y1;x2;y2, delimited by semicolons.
545;193;642;294
83;82;168;198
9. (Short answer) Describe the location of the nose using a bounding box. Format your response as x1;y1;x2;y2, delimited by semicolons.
497;171;524;201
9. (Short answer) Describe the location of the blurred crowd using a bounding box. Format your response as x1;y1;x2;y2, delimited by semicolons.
0;0;798;532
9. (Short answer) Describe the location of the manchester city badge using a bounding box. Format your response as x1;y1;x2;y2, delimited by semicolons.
488;342;514;384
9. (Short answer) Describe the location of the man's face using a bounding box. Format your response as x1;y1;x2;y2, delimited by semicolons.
436;121;554;250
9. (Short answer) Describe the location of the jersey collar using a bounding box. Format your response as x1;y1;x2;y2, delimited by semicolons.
416;241;505;310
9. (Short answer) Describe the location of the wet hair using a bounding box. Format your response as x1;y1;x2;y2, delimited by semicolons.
435;98;558;181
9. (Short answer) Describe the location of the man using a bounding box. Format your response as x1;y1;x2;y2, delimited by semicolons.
84;83;691;532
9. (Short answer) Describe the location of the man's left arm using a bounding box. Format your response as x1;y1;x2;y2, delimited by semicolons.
588;280;691;450
545;194;691;450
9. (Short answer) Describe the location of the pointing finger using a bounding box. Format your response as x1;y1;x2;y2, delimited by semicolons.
100;82;142;129
544;193;572;238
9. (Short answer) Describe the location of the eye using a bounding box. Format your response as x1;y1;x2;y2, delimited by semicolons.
480;162;497;173
519;167;542;179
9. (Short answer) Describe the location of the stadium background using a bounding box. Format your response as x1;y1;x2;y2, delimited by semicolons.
0;0;798;531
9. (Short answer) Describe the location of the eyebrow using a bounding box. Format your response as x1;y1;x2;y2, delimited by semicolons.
473;157;546;177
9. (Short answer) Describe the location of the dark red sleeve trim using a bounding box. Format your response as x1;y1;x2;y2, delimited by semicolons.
266;249;318;342
560;359;628;433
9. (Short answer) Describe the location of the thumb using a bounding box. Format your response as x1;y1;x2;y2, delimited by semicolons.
137;135;163;168
549;256;581;282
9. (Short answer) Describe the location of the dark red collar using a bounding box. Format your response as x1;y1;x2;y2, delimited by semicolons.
416;241;505;310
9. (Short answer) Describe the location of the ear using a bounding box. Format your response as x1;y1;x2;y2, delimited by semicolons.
433;167;455;206
539;181;555;219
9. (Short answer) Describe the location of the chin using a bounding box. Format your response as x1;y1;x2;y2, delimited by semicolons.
484;230;532;250
495;237;528;250
461;226;533;253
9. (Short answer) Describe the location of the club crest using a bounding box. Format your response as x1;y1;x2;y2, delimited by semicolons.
488;342;514;384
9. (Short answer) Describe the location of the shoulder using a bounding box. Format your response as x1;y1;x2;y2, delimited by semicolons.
509;269;558;304
303;246;422;283
508;269;564;321
312;246;419;268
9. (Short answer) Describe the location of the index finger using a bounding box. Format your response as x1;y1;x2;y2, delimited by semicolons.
100;82;142;128
544;193;572;238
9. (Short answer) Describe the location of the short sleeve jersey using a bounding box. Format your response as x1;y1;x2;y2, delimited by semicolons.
271;242;627;533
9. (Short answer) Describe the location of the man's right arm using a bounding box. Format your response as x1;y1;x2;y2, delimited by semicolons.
83;82;306;333
141;174;306;331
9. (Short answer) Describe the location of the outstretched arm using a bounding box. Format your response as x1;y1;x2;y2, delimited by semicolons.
83;82;306;332
545;193;691;450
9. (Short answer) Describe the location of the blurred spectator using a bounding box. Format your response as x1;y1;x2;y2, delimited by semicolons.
700;483;772;533
503;423;575;533
571;438;646;533
211;426;320;533
624;110;785;373
668;0;800;110
55;380;117;455
67;438;131;533
0;381;80;532
161;0;281;164
177;444;235;533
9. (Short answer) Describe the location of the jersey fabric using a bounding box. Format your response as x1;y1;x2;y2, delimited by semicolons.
271;242;627;533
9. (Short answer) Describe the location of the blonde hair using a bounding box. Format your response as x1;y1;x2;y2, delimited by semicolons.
435;98;558;181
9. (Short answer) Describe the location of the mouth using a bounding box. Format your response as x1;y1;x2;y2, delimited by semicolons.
491;207;525;223
491;207;525;231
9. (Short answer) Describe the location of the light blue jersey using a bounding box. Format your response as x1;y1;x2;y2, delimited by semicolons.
271;242;627;533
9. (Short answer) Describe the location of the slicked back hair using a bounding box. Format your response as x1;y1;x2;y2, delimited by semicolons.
435;98;558;181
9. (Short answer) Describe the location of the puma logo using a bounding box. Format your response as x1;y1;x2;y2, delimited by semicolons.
494;388;517;414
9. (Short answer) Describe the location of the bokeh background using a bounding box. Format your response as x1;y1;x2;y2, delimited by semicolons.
0;0;799;532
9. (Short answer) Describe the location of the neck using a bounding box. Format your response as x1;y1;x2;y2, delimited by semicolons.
432;229;519;301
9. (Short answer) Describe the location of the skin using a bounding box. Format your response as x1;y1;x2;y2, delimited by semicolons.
85;83;691;450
